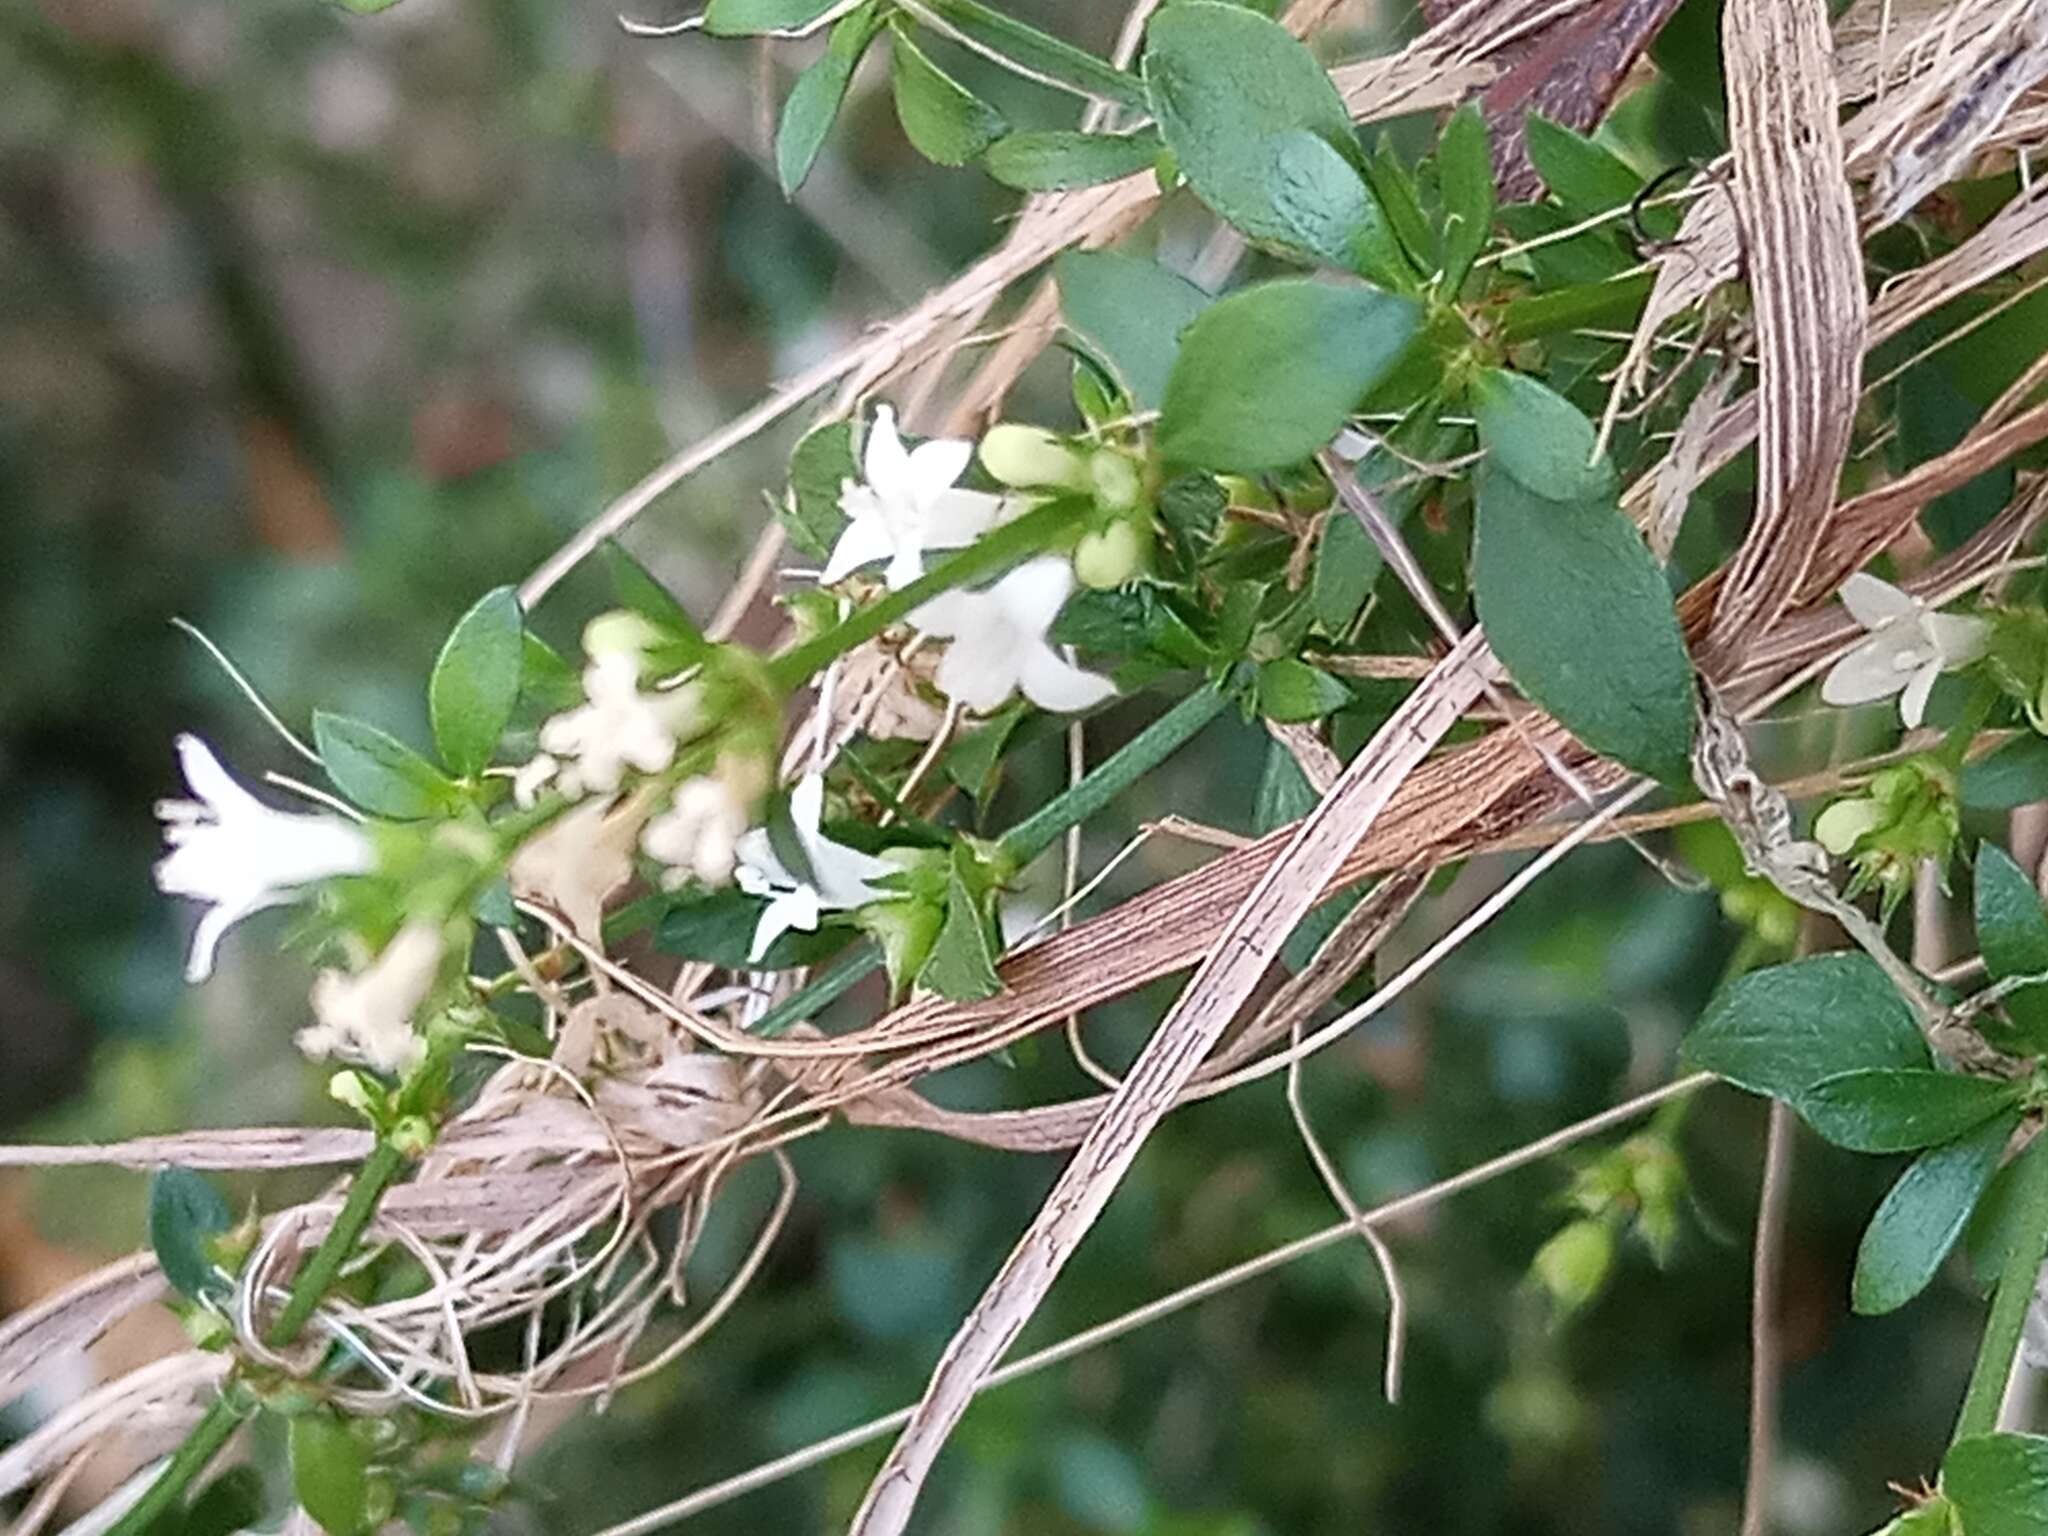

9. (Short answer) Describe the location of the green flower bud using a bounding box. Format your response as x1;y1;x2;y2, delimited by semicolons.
582;609;667;667
978;424;1089;492
329;1070;379;1119
389;1115;437;1159
1073;519;1153;590
1088;449;1145;513
1532;1219;1614;1316
1814;796;1884;856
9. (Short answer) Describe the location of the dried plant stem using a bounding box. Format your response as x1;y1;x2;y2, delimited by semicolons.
590;1072;1711;1536
1740;1100;1797;1536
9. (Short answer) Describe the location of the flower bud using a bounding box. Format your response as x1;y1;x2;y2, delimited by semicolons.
1073;519;1152;590
1088;449;1145;513
1814;796;1884;856
328;1070;379;1118
978;424;1090;492
1532;1219;1614;1316
581;609;666;666
389;1114;437;1158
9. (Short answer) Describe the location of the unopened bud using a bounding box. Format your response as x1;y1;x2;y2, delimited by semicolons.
978;424;1089;492
389;1115;436;1158
328;1070;378;1119
1088;450;1144;513
1532;1220;1614;1316
1073;520;1152;590
582;609;665;665
1814;796;1884;856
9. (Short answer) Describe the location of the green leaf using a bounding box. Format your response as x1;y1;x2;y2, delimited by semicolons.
428;586;523;777
1267;131;1407;284
148;1166;232;1300
1312;511;1377;634
1471;467;1694;780
1055;251;1211;414
703;0;839;33
1944;1433;2048;1536
919;0;1144;109
1256;657;1351;722
605;543;710;658
183;1466;266;1536
1798;1069;2022;1154
775;3;885;195
1684;953;1932;1100
890;25;1008;167
1254;740;1318;833
984;129;1159;191
1523;112;1643;216
920;847;1003;1001
1868;1499;1956;1536
515;631;582;718
1469;368;1618;502
1159;279;1421;473
1852;1107;2019;1314
1364;136;1435;274
1437;102;1494;294
943;700;1031;808
1498;271;1654;346
313;711;459;820
1964;735;2048;811
1976;842;2048;1049
1143;2;1374;258
785;420;857;561
656;888;849;970
290;1411;373;1536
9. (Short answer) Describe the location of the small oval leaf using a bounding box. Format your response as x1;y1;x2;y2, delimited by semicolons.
984;129;1158;192
314;712;458;821
148;1166;233;1300
1798;1068;2022;1154
428;586;523;778
1852;1108;2018;1315
1684;953;1932;1100
290;1411;373;1536
1944;1433;2048;1536
1975;842;2048;1050
1469;368;1618;502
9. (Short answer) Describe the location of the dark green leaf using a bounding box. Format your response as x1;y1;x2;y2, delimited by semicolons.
1143;2;1371;256
1437;102;1493;294
1498;271;1654;345
920;848;1003;1001
1256;657;1351;722
1159;279;1421;473
920;0;1144;109
775;3;885;195
1267;130;1407;284
1963;735;2048;811
1364;136;1436;274
1944;1433;2048;1536
313;711;459;820
605;543;710;658
657;888;849;970
290;1412;373;1536
1799;1069;2022;1154
703;0;839;33
428;586;523;777
1684;953;1932;1100
515;632;582;717
785;420;858;560
1975;842;2048;1050
1311;511;1378;634
1469;367;1618;502
1867;1499;1956;1536
984;129;1159;191
1471;468;1693;780
182;1466;266;1536
1055;251;1211;413
1254;740;1318;833
891;25;1008;166
1523;112;1643;216
148;1166;232;1300
1494;201;1632;285
943;700;1030;808
1852;1108;2019;1314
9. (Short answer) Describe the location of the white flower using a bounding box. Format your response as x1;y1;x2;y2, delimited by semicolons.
821;406;1006;590
733;774;895;962
511;753;560;808
1821;572;1990;728
297;921;441;1077
155;734;375;983
912;557;1117;715
508;793;651;942
538;653;699;796
643;768;758;889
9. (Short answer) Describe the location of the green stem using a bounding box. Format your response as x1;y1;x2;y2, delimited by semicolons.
266;1139;409;1347
105;1393;249;1536
1954;1131;2048;1442
754;942;882;1038
999;682;1232;866
766;497;1092;692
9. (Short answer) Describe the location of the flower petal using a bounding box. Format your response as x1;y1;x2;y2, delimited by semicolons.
1901;661;1940;728
920;489;1005;551
863;406;911;498
173;734;265;820
1926;612;1991;668
908;589;978;640
1017;644;1117;714
811;841;896;909
820;514;896;584
1821;639;1912;707
789;774;825;836
1838;572;1919;630
934;631;1022;714
904;437;974;510
749;887;820;962
992;557;1076;634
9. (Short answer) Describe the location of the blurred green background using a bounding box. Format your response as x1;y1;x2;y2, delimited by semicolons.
0;0;1996;1531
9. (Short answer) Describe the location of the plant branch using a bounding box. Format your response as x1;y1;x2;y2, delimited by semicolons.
1740;1099;1798;1536
1956;1133;2048;1443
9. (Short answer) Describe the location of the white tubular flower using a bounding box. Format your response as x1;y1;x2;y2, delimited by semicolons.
297;921;441;1078
538;653;699;796
821;406;1006;590
643;772;754;889
733;774;895;963
155;734;375;983
511;753;560;809
913;557;1117;715
508;793;650;942
1821;573;1991;728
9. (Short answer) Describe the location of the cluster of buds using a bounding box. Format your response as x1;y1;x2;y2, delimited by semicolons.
1812;756;1961;918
